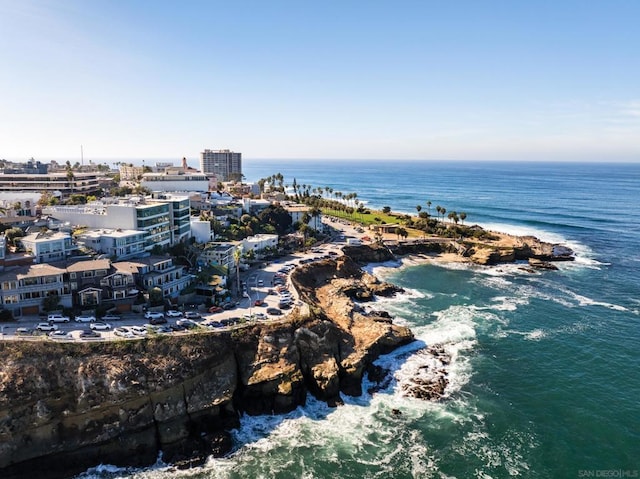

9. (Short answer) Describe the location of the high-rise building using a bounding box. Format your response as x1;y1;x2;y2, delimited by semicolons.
200;149;242;181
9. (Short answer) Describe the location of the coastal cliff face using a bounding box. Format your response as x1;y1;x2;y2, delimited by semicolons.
0;256;413;478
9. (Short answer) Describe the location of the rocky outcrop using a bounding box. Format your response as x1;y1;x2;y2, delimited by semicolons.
0;256;413;479
291;256;414;400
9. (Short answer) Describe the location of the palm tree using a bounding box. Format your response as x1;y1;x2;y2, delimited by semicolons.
440;207;446;221
460;212;467;225
436;205;442;220
426;201;432;215
416;205;422;215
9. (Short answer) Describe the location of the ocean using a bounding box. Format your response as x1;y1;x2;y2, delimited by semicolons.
81;160;640;479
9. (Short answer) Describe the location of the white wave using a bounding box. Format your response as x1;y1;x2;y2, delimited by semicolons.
525;329;547;341
487;295;530;312
556;287;629;312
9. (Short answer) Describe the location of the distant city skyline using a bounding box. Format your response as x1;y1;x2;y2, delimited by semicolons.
1;1;639;162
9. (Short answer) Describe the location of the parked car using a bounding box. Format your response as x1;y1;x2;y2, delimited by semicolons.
144;311;165;320
149;316;167;325
165;310;182;318
222;302;236;310
75;315;96;323
90;321;112;331
176;318;199;329
129;325;148;336
266;307;282;316
254;312;266;320
49;330;72;339
254;299;264;306
114;327;135;338
15;327;33;336
47;313;70;323
79;329;101;339
153;325;173;334
208;306;223;313
37;322;58;332
101;313;121;321
183;311;201;320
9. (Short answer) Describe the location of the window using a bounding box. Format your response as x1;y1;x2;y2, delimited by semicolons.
70;272;76;279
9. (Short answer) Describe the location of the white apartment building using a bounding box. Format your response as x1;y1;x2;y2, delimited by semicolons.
283;203;324;231
200;149;242;181
19;231;76;263
75;228;147;260
44;200;173;251
141;171;212;192
242;234;278;254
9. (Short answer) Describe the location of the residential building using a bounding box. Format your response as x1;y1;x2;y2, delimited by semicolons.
148;193;191;244
0;160;103;199
18;230;76;263
141;171;211;192
242;234;278;255
118;164;145;181
100;267;137;302
0;263;72;316
200;149;242;181
200;242;236;272
44;199;173;250
113;256;192;299
74;228;147;260
283;203;324;231
61;259;111;308
190;217;214;244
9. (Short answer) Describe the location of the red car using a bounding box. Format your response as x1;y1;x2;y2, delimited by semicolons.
254;299;264;307
209;306;223;313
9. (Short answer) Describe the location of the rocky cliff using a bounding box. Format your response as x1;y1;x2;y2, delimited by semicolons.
0;257;413;479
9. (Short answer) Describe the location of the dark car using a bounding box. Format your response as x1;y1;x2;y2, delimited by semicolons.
80;329;101;339
266;307;282;316
222;302;236;310
149;316;168;325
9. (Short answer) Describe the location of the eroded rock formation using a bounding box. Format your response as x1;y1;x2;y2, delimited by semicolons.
0;255;413;478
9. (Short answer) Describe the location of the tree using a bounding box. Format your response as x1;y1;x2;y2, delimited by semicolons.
382;206;391;214
460;212;467;225
416;205;422;214
148;287;164;306
42;293;61;312
426;201;432;215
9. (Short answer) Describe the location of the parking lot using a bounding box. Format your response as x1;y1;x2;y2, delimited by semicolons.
0;239;345;343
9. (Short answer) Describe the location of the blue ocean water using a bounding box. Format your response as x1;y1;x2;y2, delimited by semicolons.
83;160;640;479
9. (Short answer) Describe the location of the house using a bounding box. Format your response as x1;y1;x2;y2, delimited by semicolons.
113;255;192;299
0;263;71;317
200;242;237;273
74;228;147;260
60;259;112;308
18;230;76;263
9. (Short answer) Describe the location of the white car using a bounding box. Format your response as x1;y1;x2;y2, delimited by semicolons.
130;325;148;336
114;327;135;338
49;330;71;340
165;310;183;318
75;315;96;323
37;322;58;332
90;322;112;331
47;314;70;323
144;311;164;320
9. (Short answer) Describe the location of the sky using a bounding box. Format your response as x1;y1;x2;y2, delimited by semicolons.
1;0;639;163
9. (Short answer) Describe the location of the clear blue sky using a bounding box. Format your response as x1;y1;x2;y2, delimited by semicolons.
1;0;639;162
